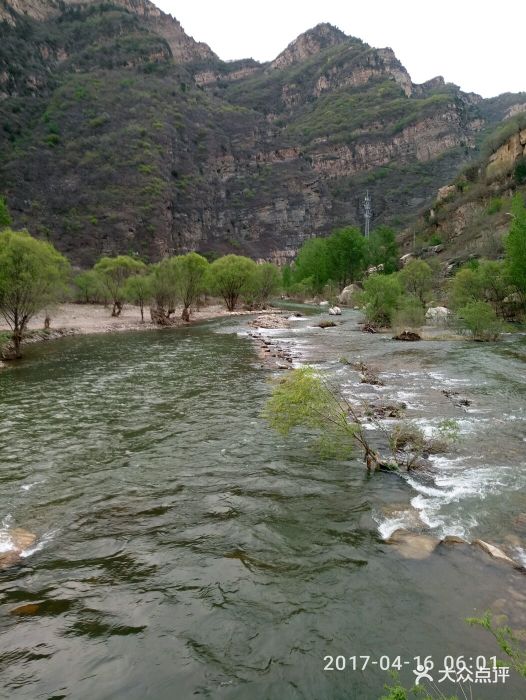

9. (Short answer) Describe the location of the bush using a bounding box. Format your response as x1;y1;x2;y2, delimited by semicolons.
458;301;504;341
486;197;503;215
362;273;403;326
392;298;425;332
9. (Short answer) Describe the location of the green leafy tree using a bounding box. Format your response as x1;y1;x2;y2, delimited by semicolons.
94;255;146;317
263;366;382;470
124;273;152;322
458;300;504;341
73;270;105;304
172;252;209;321
398;259;434;306
0;229;70;358
326;226;367;288
447;266;483;310
448;260;512;317
282;264;293;291
293;237;330;293
150;258;179;318
0;197;12;229
249;262;281;308
362;273;403;326
477;260;512;316
505;194;526;297
206;254;257;311
367;226;399;274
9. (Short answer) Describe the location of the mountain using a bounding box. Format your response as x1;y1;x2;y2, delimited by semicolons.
1;0;525;266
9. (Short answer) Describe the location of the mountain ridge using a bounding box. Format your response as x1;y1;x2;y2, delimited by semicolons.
1;0;525;266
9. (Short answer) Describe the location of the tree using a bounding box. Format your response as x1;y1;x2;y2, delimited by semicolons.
505;194;526;297
458;301;504;341
447;266;483;310
0;197;12;230
206;254;256;311
93;256;146;316
282;264;293;291
448;260;512;317
361;273;403;326
150;258;179;319
172;252;209;321
249;262;281;308
367;226;399;274
263;367;383;470
293;237;330;293
0;229;69;358
73;270;105;304
398;259;433;306
326;226;367;288
124;273;152;322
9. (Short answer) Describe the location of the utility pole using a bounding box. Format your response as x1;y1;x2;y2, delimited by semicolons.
363;190;372;238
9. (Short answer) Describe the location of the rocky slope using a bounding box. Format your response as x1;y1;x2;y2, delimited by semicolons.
0;0;525;266
401;114;526;266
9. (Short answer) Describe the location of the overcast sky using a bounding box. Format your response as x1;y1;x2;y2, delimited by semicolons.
154;0;523;98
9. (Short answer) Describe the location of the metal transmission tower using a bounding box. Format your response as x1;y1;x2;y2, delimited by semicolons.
363;190;372;238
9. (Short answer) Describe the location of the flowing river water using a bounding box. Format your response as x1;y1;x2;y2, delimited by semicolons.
0;309;525;699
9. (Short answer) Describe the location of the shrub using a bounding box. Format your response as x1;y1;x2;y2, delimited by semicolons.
458;301;504;341
392;298;425;332
362;273;403;326
486;197;503;215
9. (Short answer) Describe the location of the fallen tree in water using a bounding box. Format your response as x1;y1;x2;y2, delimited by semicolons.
263;366;387;471
263;366;458;472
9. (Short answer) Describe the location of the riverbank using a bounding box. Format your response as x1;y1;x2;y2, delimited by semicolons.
0;302;283;364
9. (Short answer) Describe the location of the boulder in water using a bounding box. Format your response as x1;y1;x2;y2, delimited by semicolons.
393;330;421;341
0;528;36;569
473;539;517;566
387;530;439;560
328;306;342;316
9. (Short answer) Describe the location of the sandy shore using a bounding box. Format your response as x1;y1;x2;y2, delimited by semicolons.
0;302;271;337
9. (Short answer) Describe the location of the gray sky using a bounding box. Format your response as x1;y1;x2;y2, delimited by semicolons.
154;0;523;98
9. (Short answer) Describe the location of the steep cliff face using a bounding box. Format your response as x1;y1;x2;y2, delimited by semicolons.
1;1;525;266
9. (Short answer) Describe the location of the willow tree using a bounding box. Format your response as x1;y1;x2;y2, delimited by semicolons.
263;367;383;471
173;252;209;321
206;254;256;311
0;229;69;358
124;273;152;322
94;255;146;316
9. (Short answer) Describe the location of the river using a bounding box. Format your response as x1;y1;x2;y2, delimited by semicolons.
0;311;524;699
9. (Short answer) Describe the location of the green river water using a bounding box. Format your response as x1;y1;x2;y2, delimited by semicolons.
0;310;525;699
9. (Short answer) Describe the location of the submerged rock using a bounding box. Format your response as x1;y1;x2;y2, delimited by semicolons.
387;530;439;560
0;528;36;569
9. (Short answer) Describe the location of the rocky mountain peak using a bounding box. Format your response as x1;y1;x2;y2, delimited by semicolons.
270;22;349;71
0;0;217;62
